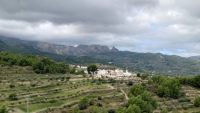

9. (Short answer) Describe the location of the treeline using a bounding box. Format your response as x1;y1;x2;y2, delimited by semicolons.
32;58;69;74
178;75;200;88
0;51;37;66
0;51;84;74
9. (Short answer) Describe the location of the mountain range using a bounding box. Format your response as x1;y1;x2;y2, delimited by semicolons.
1;35;200;75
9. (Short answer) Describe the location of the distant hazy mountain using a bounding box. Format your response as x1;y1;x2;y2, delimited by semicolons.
36;42;119;56
188;56;200;62
1;35;200;75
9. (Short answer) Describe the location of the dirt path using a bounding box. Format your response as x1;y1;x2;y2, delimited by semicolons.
120;88;129;100
107;84;115;89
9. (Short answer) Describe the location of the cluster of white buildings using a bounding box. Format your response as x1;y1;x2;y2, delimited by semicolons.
96;68;134;78
75;64;137;80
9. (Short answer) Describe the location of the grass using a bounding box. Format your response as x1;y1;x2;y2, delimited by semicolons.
18;101;65;112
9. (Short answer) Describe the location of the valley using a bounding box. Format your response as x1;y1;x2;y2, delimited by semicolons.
0;60;200;113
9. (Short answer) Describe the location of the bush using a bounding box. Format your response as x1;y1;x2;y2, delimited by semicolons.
72;107;80;113
194;96;200;107
89;99;95;106
127;81;133;86
178;97;191;102
96;102;103;107
8;93;18;101
9;84;15;88
79;97;90;110
0;106;6;113
97;96;102;100
178;75;200;88
108;109;116;113
88;106;106;113
160;108;168;113
49;100;57;103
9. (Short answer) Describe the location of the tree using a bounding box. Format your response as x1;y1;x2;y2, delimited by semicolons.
136;73;141;77
128;84;157;113
141;91;157;109
128;85;145;97
194;96;200;107
153;76;181;98
178;75;200;88
128;96;153;113
33;62;45;74
117;107;126;113
87;64;98;75
191;75;200;87
126;104;141;113
18;58;31;66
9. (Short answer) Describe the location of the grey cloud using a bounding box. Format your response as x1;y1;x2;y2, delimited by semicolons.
0;0;200;57
0;0;159;24
0;0;123;25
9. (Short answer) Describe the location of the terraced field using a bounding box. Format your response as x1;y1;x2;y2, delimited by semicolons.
1;66;200;113
153;85;200;113
0;72;124;113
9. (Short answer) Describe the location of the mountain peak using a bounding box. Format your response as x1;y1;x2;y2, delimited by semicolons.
111;46;119;52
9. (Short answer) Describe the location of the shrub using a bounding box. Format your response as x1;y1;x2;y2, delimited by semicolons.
127;81;133;86
9;84;15;88
96;102;103;107
178;97;191;102
0;106;6;113
79;97;90;110
88;106;106;113
72;107;80;113
89;99;95;106
49;100;57;103
194;96;200;107
97;96;102;100
108;109;116;113
160;108;168;113
8;93;18;101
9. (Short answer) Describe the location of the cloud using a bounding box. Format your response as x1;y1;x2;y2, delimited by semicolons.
0;0;200;57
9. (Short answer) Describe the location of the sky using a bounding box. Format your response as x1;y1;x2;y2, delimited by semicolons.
0;0;200;57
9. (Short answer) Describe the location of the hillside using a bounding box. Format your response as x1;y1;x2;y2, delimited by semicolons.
189;56;200;62
1;36;200;75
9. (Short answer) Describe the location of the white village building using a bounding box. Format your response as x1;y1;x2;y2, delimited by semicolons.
96;68;135;79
